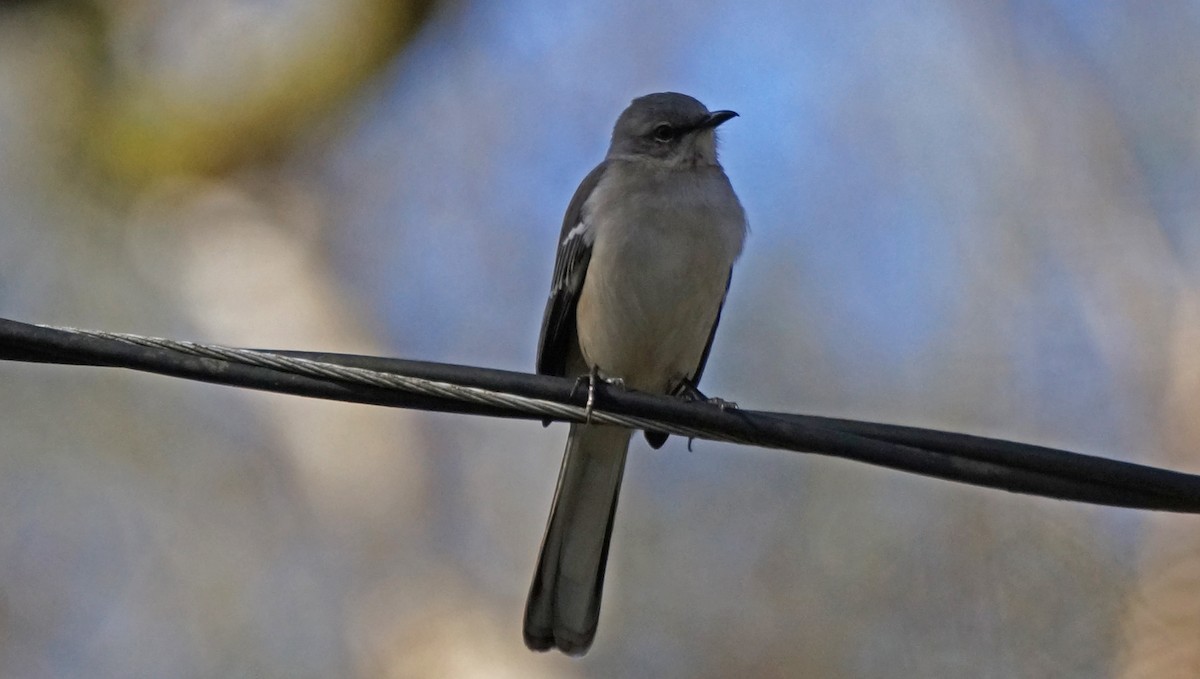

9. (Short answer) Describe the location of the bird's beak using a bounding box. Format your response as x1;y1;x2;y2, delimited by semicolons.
700;110;739;129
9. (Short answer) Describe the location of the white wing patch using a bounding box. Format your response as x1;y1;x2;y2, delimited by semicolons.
562;219;594;247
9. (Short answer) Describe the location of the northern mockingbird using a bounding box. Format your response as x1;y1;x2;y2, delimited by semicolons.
525;92;747;655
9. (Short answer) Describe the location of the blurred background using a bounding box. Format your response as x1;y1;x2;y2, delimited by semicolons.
2;0;1199;677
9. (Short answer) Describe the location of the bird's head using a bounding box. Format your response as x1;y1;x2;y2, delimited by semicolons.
607;92;737;167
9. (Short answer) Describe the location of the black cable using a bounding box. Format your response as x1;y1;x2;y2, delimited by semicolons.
2;316;1198;512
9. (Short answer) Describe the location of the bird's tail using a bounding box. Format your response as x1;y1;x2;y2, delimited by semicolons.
524;423;633;655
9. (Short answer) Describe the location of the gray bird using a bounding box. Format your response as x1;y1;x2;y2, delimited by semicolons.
525;92;747;655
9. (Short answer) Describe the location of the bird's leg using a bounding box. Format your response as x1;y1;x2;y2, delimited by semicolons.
676;379;705;401
568;371;592;403
675;378;737;452
584;366;599;423
676;378;738;410
565;369;599;423
574;367;626;424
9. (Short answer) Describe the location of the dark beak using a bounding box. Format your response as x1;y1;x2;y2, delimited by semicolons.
700;110;739;129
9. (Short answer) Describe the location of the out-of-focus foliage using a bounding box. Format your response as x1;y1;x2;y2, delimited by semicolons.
2;1;1200;678
24;0;433;184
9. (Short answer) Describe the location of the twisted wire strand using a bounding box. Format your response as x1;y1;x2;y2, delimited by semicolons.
4;317;1200;512
67;328;721;442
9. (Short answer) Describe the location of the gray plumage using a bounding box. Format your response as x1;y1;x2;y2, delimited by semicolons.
526;92;747;655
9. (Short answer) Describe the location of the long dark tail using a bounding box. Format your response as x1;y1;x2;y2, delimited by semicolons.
524;424;632;655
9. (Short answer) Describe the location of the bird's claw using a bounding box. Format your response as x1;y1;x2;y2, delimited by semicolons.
569;374;591;401
676;378;737;410
705;396;738;411
585;374;597;423
580;370;624;424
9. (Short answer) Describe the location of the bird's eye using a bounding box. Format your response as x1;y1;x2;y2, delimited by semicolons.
652;123;675;143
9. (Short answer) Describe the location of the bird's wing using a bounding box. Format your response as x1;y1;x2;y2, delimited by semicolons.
684;268;733;389
644;269;733;450
537;161;608;377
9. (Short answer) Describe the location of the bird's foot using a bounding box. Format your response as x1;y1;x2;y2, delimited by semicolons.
568;373;591;402
676;378;738;410
705;396;739;411
577;369;625;424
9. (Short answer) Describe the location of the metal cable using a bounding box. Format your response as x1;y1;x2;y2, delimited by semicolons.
67;328;717;441
3;316;1200;512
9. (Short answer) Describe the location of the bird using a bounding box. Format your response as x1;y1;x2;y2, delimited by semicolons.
524;92;747;655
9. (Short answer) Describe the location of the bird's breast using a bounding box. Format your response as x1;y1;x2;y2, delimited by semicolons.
573;166;745;393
